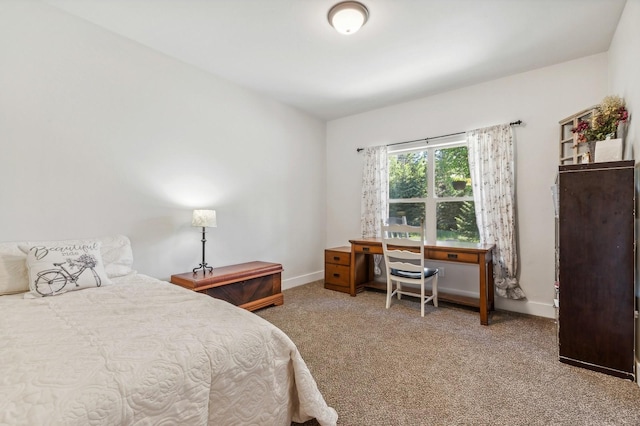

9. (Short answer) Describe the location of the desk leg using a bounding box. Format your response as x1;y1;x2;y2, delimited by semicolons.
488;258;495;312
349;247;357;296
479;253;489;326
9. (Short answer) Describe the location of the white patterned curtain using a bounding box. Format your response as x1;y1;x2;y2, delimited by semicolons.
467;124;525;300
360;146;388;275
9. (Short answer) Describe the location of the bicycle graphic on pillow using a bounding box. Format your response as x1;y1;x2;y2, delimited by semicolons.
35;254;102;296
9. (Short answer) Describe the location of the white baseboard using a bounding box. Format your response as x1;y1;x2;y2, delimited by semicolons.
435;287;478;299
282;270;323;290
496;298;556;319
425;287;557;319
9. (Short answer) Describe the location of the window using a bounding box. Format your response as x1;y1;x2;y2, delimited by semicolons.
387;139;479;242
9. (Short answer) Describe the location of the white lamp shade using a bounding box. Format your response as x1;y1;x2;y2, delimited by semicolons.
328;1;368;35
192;209;217;228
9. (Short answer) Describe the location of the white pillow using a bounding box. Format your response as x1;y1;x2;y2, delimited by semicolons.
0;235;134;296
99;235;135;278
0;243;29;295
21;241;112;297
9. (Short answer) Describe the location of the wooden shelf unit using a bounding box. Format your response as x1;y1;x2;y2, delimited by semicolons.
558;107;595;165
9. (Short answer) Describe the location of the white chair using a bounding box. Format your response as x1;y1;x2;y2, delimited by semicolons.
381;221;439;317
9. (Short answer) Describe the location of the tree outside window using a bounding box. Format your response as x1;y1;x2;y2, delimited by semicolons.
388;142;479;242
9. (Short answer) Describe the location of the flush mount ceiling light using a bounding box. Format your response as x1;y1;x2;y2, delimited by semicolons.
328;1;369;35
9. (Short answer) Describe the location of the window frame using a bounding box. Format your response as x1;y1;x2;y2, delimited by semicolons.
387;137;475;242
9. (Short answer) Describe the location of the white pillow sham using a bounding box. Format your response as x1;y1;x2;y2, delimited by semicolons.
0;235;134;296
0;243;29;295
98;235;135;278
21;241;112;297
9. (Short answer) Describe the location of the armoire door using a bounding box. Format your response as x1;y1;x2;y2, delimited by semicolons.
558;160;635;380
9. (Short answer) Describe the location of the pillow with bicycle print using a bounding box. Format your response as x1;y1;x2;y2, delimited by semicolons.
21;241;112;297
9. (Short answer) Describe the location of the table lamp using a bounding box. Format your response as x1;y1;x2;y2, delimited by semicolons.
192;209;217;274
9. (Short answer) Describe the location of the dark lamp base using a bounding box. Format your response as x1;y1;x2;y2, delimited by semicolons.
193;263;213;274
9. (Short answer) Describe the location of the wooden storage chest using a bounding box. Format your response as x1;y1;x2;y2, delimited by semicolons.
170;261;283;312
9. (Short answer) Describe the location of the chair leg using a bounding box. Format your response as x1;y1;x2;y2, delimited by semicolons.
386;278;393;309
432;274;438;308
397;282;402;300
420;283;425;317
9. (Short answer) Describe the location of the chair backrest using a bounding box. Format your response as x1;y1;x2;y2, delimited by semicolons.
384;216;408;238
381;221;425;278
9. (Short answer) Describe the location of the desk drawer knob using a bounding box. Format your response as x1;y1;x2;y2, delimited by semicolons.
447;253;458;259
333;256;340;261
333;273;340;278
363;247;370;252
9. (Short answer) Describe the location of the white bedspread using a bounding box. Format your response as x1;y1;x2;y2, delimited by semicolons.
0;274;337;426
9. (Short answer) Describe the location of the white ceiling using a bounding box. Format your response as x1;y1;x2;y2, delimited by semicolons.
44;0;627;121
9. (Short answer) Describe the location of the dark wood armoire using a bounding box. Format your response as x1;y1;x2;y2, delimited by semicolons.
558;160;635;380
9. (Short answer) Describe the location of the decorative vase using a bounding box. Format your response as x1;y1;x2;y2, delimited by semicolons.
616;122;626;141
586;141;597;163
594;138;623;162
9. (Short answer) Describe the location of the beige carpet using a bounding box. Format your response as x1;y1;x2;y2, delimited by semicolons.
256;281;640;426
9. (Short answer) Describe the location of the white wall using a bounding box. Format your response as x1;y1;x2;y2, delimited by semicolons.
608;0;640;380
326;54;609;318
0;1;327;286
609;1;640;156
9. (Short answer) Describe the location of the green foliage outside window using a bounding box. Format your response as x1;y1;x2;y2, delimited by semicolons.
388;145;479;242
455;201;479;241
434;147;473;198
438;201;479;242
388;152;427;199
388;152;427;226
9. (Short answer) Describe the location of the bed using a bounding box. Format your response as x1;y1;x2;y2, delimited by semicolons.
0;236;337;426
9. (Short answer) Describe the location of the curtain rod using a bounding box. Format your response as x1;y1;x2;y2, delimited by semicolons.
356;120;523;153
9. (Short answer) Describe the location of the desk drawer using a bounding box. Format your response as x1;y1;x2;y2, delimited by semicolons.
428;249;478;263
324;249;351;266
325;263;350;287
353;244;383;255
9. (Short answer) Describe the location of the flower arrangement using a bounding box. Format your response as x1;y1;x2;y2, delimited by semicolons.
67;254;98;269
571;95;629;143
